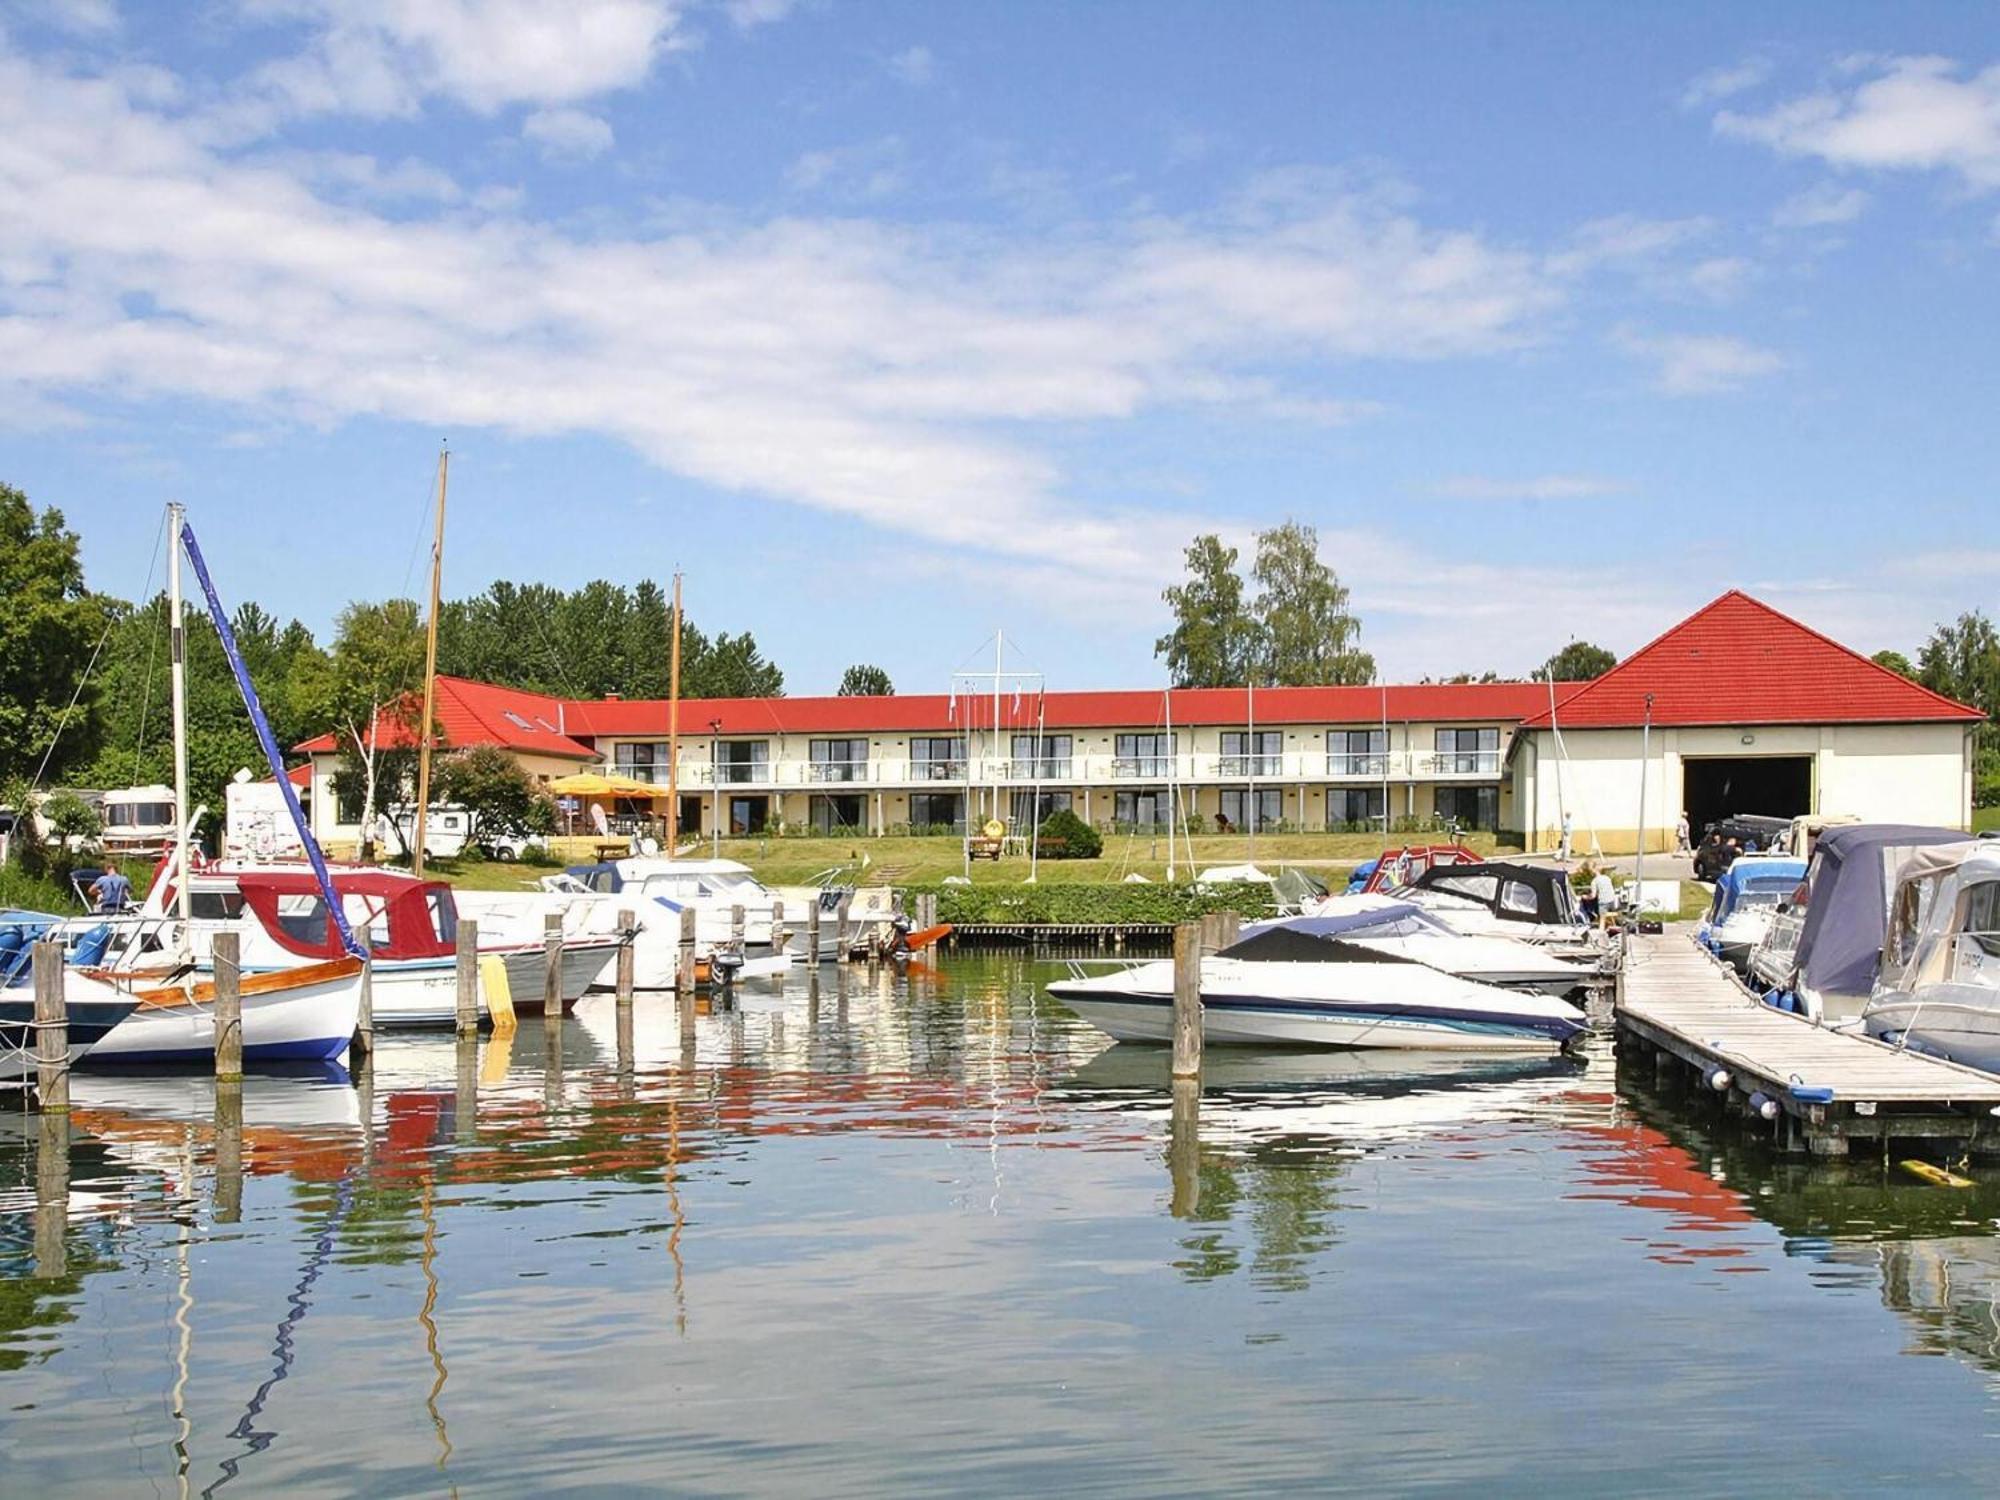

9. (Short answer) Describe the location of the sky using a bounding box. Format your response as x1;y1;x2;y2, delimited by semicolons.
1;1;1997;697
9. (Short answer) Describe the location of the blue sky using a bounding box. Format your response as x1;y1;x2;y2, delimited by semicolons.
2;1;1997;695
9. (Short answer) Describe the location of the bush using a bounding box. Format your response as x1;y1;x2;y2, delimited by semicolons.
42;791;102;845
900;879;1276;926
521;842;559;867
1036;808;1102;860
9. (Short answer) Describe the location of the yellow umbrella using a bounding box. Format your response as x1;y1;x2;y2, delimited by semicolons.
548;771;674;799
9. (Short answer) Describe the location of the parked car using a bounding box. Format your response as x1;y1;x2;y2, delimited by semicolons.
1693;814;1795;881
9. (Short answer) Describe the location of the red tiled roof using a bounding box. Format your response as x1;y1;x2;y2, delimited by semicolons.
560;681;1566;739
1518;591;1985;730
294;676;598;759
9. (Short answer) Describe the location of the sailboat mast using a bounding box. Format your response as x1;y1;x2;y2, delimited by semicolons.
1246;674;1256;862
993;629;1003;825
1164;685;1176;883
666;573;682;858
411;446;448;880
167;502;191;925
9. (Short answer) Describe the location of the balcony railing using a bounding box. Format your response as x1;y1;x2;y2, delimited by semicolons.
1112;756;1174;778
1425;752;1501;776
1326;753;1389;778
806;759;868;784
911;759;966;781
1007;758;1073;780
715;762;768;785
1217;754;1284;778
618;747;1508;788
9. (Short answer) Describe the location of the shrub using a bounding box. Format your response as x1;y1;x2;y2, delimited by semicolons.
1036;808;1102;860
900;879;1276;926
521;842;559;867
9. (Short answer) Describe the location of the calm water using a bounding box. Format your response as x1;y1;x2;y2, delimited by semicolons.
5;956;2000;1496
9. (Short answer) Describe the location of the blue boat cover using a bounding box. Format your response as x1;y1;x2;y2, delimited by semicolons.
1795;824;1971;999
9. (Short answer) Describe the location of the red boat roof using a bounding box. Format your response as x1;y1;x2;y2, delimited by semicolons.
1519;591;1985;730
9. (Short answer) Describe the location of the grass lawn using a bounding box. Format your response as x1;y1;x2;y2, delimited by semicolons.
1976;806;2000;834
424;830;1516;892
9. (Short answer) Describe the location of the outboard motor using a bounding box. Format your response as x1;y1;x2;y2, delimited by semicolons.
710;949;745;985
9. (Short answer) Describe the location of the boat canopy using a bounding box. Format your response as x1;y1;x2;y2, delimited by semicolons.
1407;861;1577;926
1707;856;1807;924
1880;844;2000;992
237;869;458;961
1218;927;1419;965
562;862;625;894
1792;824;1976;1001
1242;902;1455;944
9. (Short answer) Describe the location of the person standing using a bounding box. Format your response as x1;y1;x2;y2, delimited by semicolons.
1558;810;1574;861
1577;863;1600;924
1675;811;1691;854
89;867;133;913
1590;865;1618;929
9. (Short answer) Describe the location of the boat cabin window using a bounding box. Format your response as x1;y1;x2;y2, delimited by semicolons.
191;890;245;921
275;893;330;947
343;894;393;948
1737;876;1795;908
428;890;458;945
1499;879;1541;917
1962;881;2000;959
1429;873;1498;904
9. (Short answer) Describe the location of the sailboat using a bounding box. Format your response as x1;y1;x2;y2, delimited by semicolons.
77;504;365;1064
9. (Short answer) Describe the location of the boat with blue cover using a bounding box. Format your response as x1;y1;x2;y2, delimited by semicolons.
1695;854;1807;974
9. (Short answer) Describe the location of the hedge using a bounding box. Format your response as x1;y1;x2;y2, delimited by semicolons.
901;879;1281;926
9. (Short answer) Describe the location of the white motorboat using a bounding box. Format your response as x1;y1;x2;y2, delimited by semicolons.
1046;935;1588;1053
1239;901;1596;996
0;985;141;1081
1863;846;2000;1071
1695;854;1806;974
1325;861;1594;950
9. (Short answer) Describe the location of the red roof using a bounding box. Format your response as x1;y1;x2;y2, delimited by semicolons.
1518;591;1985;730
560;681;1567;739
293;676;597;759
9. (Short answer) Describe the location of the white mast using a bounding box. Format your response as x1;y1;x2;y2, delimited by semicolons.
167;501;191;926
993;628;1004;827
1246;674;1256;862
1164;685;1177;882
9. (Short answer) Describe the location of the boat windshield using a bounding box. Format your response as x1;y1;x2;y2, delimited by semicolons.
1735;878;1796;909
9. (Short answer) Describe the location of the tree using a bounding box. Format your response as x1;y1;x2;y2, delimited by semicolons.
433;745;555;850
1157;535;1260;688
687;629;784;698
1037;806;1102;859
319;599;427;857
1540;640;1617;681
0;486;113;786
1917;612;2000;717
838;664;893;696
1871;648;1916;679
1250;520;1372;686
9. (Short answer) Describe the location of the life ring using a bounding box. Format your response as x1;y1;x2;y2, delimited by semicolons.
981;818;1006;840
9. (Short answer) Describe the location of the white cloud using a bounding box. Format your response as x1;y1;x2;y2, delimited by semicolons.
1772;182;1870;227
1686;255;1751;302
1616;329;1785;395
1681;57;1772;109
887;45;934;86
1429;475;1629;501
1545;214;1712;277
723;0;794;28
1887;550;2000;580
244;0;684;121
522;106;615;161
37;0;121;35
786;138;907;199
1717;55;2000;191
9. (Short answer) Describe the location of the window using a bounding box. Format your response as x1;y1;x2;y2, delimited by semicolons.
1113;788;1175;828
727;795;769;834
501;710;535;731
336;777;365;823
106;801;174;829
1327;729;1388;777
1327;786;1386;830
1010;790;1072;827
809;793;866;833
911;737;966;780
716;741;769;785
614;741;668;783
1434;727;1500;775
1434;785;1499;831
809;738;868;783
190;889;246;921
1964;881;2000;959
1010;733;1072;779
909;791;964;830
1499;880;1541;916
1219;788;1283;831
1220;730;1282;778
1114;732;1174;777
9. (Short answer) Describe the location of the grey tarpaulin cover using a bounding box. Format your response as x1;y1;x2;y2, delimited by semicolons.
1795;824;1971;1000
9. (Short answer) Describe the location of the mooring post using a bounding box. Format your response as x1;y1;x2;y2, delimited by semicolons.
1214;910;1241;950
213;929;244;1082
807;900;823;965
33;1110;68;1279
677;906;698;995
1169;1075;1201;1218
615;908;636;1010
835;894;854;965
770;899;787;960
730;904;745;952
455;918;480;1037
1171;921;1202;1079
214;1081;244;1224
455;1031;479;1145
541;911;565;1021
355;942;374;1056
32;940;69;1114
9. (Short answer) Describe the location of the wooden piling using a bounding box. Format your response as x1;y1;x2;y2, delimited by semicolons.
614;908;635;1009
213;1081;244;1224
835;894;854;964
770;899;787;959
32;940;68;1113
730;903;745;948
542;911;564;1020
33;1111;67;1278
355;943;374;1056
455;918;480;1037
1171;921;1202;1079
677;906;698;994
213;930;243;1082
807;901;823;965
1168;1075;1201;1218
455;1032;479;1145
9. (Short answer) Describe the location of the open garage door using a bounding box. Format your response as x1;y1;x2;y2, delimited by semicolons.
1682;755;1812;837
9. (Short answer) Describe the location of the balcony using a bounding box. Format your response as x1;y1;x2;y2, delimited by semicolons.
1325;753;1389;778
1424;751;1501;777
1007;758;1073;780
806;759;868;784
1112;756;1174;779
1217;754;1284;778
715;762;768;786
911;759;966;781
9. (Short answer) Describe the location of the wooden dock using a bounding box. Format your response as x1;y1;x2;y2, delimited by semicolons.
946;922;1175;952
1615;928;2000;1156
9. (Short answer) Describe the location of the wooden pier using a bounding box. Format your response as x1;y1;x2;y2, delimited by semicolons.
1615;929;2000;1156
946;922;1175;952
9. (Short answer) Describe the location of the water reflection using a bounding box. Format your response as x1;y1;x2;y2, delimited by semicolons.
4;960;2000;1494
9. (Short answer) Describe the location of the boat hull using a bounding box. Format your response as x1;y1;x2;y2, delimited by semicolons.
0;997;141;1080
497;940;618;1012
1864;987;2000;1074
1051;991;1577;1050
83;962;360;1065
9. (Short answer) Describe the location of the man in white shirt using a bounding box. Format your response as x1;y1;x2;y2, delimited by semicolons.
1558;811;1573;861
1590;868;1618;927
